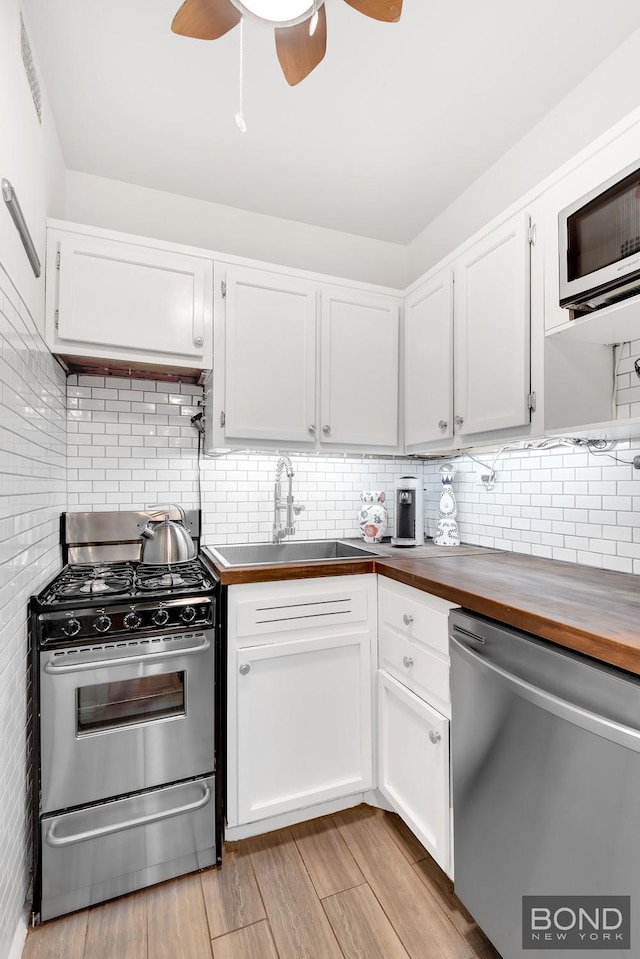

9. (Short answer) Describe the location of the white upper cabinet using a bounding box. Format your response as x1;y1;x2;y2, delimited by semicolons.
453;210;532;436
402;210;533;453
222;265;317;444
208;263;401;453
319;286;399;448
46;223;213;371
403;269;454;451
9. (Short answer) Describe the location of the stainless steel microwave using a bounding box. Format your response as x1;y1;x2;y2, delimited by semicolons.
559;159;640;314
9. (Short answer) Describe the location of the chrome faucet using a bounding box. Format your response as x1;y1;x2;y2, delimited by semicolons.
272;456;304;543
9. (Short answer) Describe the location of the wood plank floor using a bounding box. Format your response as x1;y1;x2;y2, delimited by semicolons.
23;806;501;959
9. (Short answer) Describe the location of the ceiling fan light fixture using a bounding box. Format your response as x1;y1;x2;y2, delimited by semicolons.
229;0;321;27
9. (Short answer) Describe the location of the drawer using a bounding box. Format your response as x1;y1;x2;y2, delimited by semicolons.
378;577;456;657
40;775;216;921
230;574;376;646
379;628;450;715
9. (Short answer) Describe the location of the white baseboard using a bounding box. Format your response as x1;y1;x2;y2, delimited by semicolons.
363;787;394;811
8;909;28;959
224;793;365;842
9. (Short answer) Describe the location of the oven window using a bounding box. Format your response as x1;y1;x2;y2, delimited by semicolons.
76;672;185;734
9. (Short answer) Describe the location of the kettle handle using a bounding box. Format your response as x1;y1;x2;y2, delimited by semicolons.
145;504;188;526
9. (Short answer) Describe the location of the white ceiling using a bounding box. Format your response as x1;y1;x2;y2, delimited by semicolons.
22;0;640;244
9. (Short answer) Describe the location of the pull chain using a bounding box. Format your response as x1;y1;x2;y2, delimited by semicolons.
235;18;246;133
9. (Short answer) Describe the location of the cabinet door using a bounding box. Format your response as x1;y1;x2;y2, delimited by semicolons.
404;270;453;449
53;232;212;364
232;633;372;825
320;287;399;449
223;266;317;444
454;211;532;435
378;670;450;875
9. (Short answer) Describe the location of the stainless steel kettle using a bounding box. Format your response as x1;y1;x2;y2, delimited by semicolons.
140;505;196;565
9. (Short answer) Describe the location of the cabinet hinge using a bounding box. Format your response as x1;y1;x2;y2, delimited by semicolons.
54;309;59;331
528;222;537;245
56;250;60;270
221;281;226;298
527;392;537;411
220;410;225;427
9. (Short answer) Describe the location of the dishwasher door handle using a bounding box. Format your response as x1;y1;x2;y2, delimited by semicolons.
452;636;640;753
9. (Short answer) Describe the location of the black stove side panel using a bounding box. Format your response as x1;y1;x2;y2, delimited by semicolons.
29;597;43;922
214;582;227;866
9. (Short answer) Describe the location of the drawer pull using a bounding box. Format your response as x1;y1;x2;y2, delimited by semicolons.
239;663;251;675
45;783;211;847
402;656;414;668
429;730;441;745
402;614;414;626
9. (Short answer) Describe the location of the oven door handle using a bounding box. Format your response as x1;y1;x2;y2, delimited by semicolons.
44;783;211;848
43;635;211;673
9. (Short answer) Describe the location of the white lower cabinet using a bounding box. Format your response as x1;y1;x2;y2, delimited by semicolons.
377;577;456;877
227;575;376;829
378;671;450;873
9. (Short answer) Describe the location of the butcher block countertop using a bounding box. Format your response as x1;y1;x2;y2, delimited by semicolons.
378;550;640;676
203;542;640;676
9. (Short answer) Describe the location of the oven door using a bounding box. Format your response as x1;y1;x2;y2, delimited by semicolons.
40;630;215;812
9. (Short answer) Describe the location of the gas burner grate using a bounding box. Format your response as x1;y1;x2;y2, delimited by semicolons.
136;562;207;592
54;575;133;600
40;562;136;604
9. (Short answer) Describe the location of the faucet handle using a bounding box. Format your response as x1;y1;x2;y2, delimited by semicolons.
294;504;305;515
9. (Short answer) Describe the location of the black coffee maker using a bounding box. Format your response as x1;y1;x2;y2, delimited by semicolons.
391;476;424;546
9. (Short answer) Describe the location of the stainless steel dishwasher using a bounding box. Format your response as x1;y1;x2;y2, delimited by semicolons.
450;608;640;959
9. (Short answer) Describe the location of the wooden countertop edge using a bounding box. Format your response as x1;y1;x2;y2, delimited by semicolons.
204;550;640;676
212;558;377;586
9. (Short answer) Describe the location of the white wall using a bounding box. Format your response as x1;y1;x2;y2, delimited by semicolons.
0;4;66;956
64;171;407;289
407;27;640;283
0;5;65;329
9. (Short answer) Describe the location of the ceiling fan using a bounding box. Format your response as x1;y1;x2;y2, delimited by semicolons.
171;0;403;86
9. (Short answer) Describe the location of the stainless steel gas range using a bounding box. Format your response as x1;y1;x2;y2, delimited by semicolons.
29;510;223;923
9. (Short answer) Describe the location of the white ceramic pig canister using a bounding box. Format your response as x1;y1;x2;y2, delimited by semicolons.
359;491;387;543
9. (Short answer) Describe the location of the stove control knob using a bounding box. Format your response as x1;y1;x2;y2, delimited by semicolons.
153;608;170;627
181;606;197;624
124;611;142;630
93;614;112;633
63;618;81;637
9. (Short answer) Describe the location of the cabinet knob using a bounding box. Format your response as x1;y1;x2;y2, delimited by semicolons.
239;663;251;675
193;335;204;347
322;425;331;435
402;613;413;626
308;424;316;434
438;420;448;432
429;730;441;745
454;415;464;427
402;656;414;668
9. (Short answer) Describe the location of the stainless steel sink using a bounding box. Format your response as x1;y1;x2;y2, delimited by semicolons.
205;540;381;568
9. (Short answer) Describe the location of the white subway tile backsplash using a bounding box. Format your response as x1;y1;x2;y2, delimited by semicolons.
0;262;66;953
63;375;640;578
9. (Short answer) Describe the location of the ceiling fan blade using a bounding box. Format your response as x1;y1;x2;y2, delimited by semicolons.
343;0;402;22
275;5;327;86
171;0;241;40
